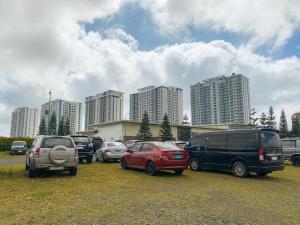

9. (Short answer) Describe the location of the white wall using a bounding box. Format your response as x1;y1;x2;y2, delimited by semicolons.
96;124;123;141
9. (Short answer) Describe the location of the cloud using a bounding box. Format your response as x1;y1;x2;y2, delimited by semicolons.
0;0;300;136
140;0;300;50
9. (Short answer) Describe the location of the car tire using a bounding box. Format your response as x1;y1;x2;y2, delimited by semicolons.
189;158;200;171
146;161;156;176
25;163;29;170
69;168;77;176
100;154;107;163
121;159;128;170
292;156;300;167
174;169;184;175
256;172;268;176
86;156;93;164
232;161;249;178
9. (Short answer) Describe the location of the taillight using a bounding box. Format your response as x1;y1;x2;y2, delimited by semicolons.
34;148;40;158
160;151;168;160
74;148;78;157
259;148;265;161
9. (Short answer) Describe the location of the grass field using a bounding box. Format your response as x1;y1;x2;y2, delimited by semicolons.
0;157;300;225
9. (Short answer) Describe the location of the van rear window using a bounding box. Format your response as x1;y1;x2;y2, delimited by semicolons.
41;138;74;148
261;132;281;148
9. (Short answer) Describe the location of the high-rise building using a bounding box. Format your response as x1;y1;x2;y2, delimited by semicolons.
40;99;82;134
190;73;250;125
85;90;124;130
130;86;183;125
292;112;300;126
10;107;40;138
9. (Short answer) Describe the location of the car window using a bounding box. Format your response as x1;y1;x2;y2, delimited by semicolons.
41;138;74;148
12;141;26;146
132;143;142;152
191;136;205;147
282;140;296;148
261;132;281;148
72;136;90;143
155;142;181;150
206;134;227;148
227;133;257;149
141;143;152;152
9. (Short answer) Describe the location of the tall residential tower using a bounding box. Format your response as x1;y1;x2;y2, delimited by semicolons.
10;107;40;138
190;73;250;125
85;90;124;130
130;86;183;125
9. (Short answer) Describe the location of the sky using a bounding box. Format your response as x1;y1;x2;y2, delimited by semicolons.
1;0;300;136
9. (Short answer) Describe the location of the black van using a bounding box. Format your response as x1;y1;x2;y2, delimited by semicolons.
186;129;284;177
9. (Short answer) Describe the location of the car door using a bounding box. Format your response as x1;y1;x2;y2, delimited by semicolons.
127;143;142;168
135;143;153;169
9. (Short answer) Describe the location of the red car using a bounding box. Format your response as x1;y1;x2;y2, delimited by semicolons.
120;142;189;176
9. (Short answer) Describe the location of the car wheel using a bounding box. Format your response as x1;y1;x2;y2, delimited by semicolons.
25;163;29;170
146;161;156;176
232;161;249;178
174;169;184;175
86;156;93;164
292;156;300;167
189;158;200;171
121;159;128;170
256;172;268;176
69;168;77;176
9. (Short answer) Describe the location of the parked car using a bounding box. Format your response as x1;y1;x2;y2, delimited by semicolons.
25;136;78;177
120;142;189;176
71;135;94;163
165;141;187;149
186;129;284;178
95;142;127;162
10;141;28;155
281;138;300;166
90;137;104;153
125;140;142;149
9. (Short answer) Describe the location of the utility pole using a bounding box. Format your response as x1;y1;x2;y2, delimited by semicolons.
48;90;52;135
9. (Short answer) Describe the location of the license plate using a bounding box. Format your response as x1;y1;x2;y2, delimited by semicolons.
49;167;64;171
174;154;184;159
18;150;22;152
77;147;83;150
271;156;278;161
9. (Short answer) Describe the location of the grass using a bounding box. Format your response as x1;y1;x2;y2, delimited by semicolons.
0;159;300;225
0;151;10;157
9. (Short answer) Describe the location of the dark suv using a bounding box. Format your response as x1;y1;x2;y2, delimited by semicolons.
186;129;284;178
90;137;104;153
71;136;93;164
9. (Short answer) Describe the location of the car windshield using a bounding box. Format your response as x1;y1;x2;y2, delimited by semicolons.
106;142;125;147
155;142;181;150
72;137;89;144
41;138;74;148
12;141;26;146
261;131;281;148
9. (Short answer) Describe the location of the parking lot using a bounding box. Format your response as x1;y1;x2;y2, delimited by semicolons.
0;152;300;225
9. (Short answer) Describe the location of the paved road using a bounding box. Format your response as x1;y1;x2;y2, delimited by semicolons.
0;155;25;165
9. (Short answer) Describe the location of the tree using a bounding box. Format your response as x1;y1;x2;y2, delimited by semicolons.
64;118;71;135
159;114;174;141
58;116;65;136
266;106;276;129
249;107;259;128
38;116;47;135
178;126;191;142
48;112;57;135
260;112;267;128
291;117;300;137
137;112;152;141
279;109;289;138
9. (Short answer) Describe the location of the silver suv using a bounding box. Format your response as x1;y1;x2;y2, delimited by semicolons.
26;136;78;177
282;138;300;166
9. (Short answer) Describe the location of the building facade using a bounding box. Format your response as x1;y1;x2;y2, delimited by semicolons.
10;107;40;138
85;90;124;130
40;99;82;134
292;112;300;127
191;73;250;125
130;86;183;125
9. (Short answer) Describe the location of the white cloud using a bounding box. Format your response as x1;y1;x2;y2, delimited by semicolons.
0;0;300;136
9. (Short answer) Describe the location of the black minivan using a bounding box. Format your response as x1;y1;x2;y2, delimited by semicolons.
185;129;284;177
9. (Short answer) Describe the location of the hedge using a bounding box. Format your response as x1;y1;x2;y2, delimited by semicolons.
0;137;34;151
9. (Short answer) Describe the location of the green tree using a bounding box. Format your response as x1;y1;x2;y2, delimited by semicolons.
279;109;289;138
137;112;152;141
260;112;267;128
292;117;300;137
38;116;47;135
64;118;71;135
249;107;259;128
178;126;191;142
159;114;174;141
48;112;57;135
58;116;65;136
266;106;276;129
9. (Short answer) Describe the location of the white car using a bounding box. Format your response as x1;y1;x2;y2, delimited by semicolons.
95;142;127;162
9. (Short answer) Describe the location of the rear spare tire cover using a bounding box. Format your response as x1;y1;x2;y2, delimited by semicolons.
49;145;71;165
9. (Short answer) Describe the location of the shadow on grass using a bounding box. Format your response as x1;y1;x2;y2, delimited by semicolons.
120;167;186;177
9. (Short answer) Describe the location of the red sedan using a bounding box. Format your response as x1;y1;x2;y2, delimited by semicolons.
120;142;189;176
